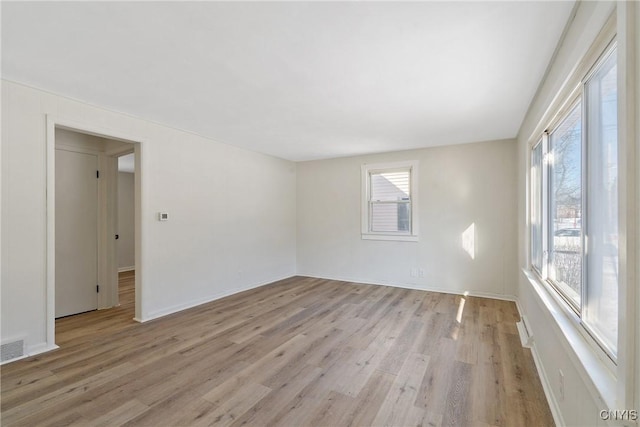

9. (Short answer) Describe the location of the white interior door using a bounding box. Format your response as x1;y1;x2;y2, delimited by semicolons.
55;149;99;317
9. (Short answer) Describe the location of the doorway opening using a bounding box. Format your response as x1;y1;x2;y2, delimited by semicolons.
47;117;142;349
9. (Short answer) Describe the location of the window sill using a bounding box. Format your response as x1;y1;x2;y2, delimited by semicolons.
361;233;418;242
522;268;617;409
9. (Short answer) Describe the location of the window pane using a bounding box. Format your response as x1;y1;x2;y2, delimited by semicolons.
584;49;618;356
531;141;543;272
397;202;410;232
370;169;412;233
371;171;410;201
370;202;411;232
549;102;582;307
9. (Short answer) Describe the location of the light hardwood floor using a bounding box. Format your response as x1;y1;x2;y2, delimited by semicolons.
1;273;554;426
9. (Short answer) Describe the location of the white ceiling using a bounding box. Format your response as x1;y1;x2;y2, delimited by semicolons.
2;1;575;161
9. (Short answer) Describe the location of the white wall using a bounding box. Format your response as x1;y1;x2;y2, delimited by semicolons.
1;80;296;356
516;1;640;425
117;172;135;271
297;139;518;298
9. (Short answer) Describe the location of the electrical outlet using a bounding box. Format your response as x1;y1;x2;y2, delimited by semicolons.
418;268;425;278
410;268;417;277
558;369;565;402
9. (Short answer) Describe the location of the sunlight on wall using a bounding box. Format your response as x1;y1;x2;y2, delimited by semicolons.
462;223;476;259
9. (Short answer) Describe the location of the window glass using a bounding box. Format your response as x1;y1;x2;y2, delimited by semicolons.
549;102;582;308
584;49;618;356
531;141;543;272
370;170;411;233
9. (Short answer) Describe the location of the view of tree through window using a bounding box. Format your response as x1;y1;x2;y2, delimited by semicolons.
549;102;582;307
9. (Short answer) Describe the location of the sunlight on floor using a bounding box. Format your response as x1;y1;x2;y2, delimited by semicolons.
456;296;466;324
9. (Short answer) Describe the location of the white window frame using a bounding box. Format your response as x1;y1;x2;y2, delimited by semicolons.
361;160;419;242
530;137;545;276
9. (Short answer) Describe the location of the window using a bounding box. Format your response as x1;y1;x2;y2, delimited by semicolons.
362;161;418;241
529;44;618;359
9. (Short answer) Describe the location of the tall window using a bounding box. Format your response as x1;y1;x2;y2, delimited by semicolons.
362;161;418;241
530;44;618;359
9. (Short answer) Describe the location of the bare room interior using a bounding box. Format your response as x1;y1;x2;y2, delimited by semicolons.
1;1;638;426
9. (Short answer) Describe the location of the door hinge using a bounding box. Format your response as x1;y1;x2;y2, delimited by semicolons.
96;170;100;179
97;285;100;293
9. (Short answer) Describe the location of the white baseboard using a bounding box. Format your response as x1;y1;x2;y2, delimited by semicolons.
136;274;295;323
513;298;565;427
516;315;534;348
1;342;60;366
118;266;135;273
28;342;60;357
529;341;565;427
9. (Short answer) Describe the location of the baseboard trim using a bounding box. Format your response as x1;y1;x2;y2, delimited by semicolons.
137;274;296;323
2;342;60;366
516;315;534;348
529;341;565;427
28;342;60;357
298;274;518;302
513;298;564;427
118;266;135;273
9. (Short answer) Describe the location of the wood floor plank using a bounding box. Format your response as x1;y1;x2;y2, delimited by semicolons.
260;326;345;389
378;318;426;375
200;334;308;403
414;311;457;355
372;352;431;426
2;362;138;425
86;399;150;427
331;340;387;397
472;358;507;426
414;337;458;415
229;363;323;426
441;360;473;427
193;382;272;427
336;368;396;427
303;390;356;427
18;409;85;427
266;395;317;427
0;273;555;427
